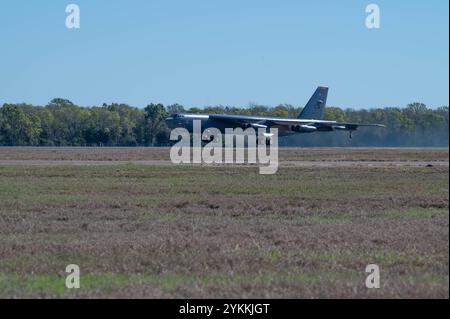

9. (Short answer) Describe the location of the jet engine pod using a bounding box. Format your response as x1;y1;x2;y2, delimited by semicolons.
291;125;317;132
250;123;268;129
243;122;268;131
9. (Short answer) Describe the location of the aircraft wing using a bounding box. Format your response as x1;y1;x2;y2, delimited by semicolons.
270;119;385;129
209;114;385;130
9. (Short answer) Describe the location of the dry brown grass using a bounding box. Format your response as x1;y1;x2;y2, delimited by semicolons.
0;147;448;162
0;149;448;298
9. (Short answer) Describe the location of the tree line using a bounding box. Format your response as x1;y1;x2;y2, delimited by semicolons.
0;98;448;147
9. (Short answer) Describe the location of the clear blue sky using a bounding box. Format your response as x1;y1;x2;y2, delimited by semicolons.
0;0;448;109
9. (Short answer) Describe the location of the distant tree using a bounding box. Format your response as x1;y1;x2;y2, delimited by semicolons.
0;99;448;147
325;107;346;122
47;98;75;108
248;104;270;116
85;107;121;146
188;107;203;113
34;108;56;145
272;105;289;118
0;104;41;145
405;102;428;116
143;103;168;146
47;100;87;145
166;103;185;115
155;130;170;146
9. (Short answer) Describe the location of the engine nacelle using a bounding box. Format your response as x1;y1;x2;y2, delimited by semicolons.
291;125;317;133
250;123;268;129
243;123;268;130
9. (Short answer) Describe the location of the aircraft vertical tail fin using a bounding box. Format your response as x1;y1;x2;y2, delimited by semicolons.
298;86;328;120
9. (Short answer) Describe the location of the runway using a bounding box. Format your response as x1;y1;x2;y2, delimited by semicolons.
0;159;447;167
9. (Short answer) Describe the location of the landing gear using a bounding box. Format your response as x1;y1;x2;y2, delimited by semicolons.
349;131;353;139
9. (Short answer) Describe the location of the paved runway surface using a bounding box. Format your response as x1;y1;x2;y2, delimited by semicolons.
0;159;447;167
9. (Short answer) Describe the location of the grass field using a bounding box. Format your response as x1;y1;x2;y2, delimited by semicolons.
0;146;448;162
0;148;448;298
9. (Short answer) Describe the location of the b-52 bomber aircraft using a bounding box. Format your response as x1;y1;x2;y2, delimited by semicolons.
165;87;385;145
